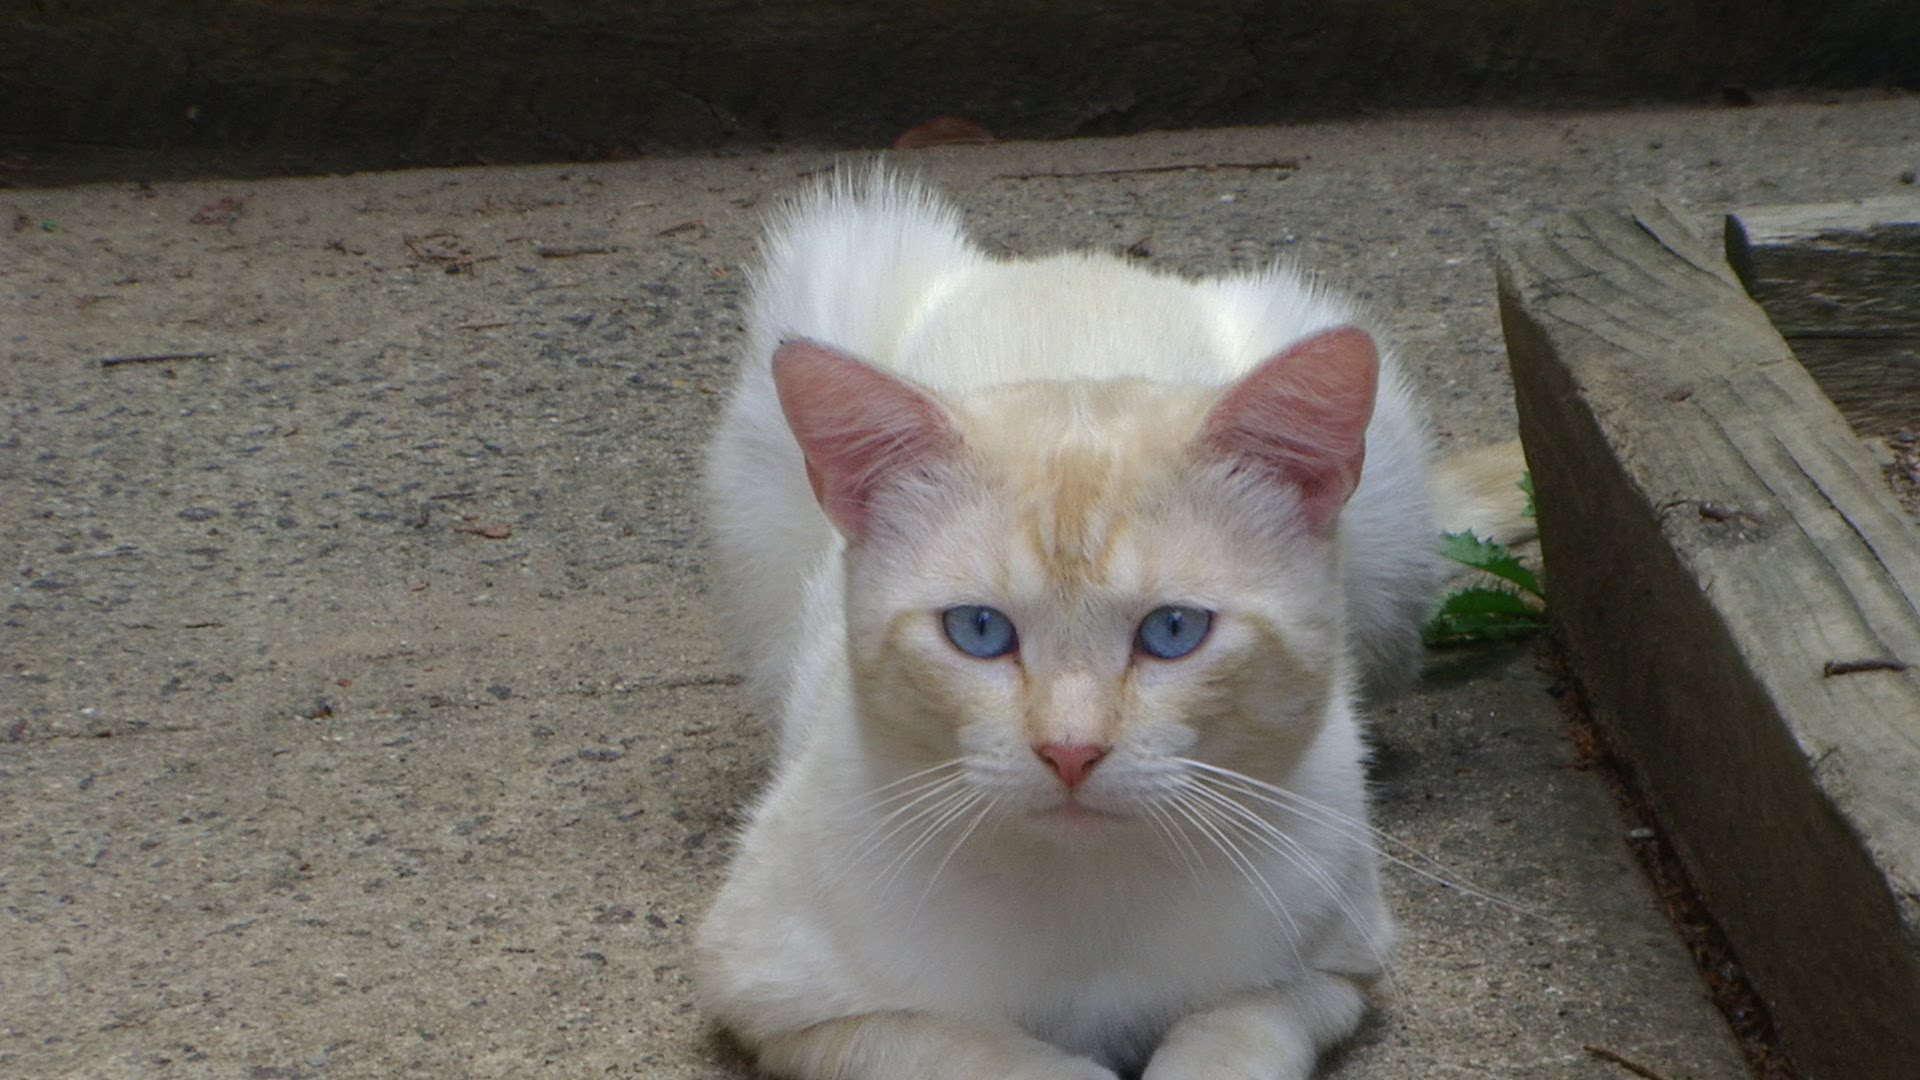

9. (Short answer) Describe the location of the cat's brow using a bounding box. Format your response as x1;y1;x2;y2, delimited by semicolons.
967;380;1209;591
1020;444;1129;586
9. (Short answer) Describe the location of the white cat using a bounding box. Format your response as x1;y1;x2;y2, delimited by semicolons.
694;171;1527;1080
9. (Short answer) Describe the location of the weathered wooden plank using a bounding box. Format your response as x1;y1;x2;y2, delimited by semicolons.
1499;203;1920;1080
1726;196;1920;435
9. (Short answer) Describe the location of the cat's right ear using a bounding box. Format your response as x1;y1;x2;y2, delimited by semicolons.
771;340;963;542
1198;325;1379;536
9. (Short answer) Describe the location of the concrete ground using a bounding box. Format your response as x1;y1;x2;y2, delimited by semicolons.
3;95;1915;1079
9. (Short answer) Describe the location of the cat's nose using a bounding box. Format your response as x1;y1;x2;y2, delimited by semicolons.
1035;742;1109;790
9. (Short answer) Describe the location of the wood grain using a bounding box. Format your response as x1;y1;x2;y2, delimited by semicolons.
1499;203;1920;1079
1726;196;1920;435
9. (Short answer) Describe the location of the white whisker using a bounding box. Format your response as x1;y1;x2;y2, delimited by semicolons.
1178;780;1357;909
1178;757;1548;920
833;758;968;816
875;788;985;898
845;774;968;854
1140;800;1206;885
1163;789;1307;970
912;795;998;923
1173;775;1396;984
829;776;973;890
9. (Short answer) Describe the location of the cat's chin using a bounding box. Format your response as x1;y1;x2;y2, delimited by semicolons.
1022;799;1137;837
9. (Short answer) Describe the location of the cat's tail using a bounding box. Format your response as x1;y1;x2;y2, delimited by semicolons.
1430;440;1536;545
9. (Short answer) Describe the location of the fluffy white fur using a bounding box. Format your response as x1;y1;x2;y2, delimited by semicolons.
695;171;1502;1080
706;176;1439;716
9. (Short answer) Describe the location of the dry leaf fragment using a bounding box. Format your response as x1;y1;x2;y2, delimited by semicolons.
191;197;245;226
894;117;996;150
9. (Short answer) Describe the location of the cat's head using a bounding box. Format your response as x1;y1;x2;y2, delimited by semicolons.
774;328;1377;837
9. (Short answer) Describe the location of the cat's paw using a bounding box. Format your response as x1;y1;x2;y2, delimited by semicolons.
1141;977;1365;1080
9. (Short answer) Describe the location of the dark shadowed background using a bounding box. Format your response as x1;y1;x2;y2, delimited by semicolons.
4;0;1917;184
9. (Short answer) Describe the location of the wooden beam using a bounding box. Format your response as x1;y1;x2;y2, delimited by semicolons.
1726;196;1920;436
1499;203;1920;1079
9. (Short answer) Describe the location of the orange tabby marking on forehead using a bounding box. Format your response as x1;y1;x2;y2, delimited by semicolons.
961;380;1212;589
1020;443;1129;587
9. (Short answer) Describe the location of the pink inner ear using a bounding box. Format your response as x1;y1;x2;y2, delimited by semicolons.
1199;325;1379;535
771;340;962;541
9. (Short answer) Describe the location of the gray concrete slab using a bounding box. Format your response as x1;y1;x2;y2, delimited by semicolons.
4;96;1916;1079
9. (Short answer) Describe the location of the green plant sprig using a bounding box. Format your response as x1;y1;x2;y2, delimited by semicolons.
1421;475;1546;647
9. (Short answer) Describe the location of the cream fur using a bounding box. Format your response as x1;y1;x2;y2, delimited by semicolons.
696;171;1507;1080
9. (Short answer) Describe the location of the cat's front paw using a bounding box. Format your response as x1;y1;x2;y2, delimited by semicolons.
1141;977;1367;1080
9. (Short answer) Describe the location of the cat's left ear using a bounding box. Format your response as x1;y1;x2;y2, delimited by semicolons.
772;339;964;542
1198;325;1379;536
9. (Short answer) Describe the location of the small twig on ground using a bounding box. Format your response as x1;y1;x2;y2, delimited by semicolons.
100;351;218;368
997;159;1302;180
1822;656;1910;677
535;245;618;258
402;231;496;273
1583;1045;1675;1080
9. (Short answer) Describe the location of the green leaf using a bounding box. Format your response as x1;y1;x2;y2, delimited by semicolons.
1421;585;1548;646
1433;584;1539;617
1438;530;1544;599
1422;471;1547;647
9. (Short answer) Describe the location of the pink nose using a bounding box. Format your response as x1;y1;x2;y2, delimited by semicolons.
1036;742;1109;790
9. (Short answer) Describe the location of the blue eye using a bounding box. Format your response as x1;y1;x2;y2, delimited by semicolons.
942;605;1019;659
1136;605;1213;660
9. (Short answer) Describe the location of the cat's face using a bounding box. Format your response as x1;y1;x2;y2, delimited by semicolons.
771;327;1379;849
840;378;1349;836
